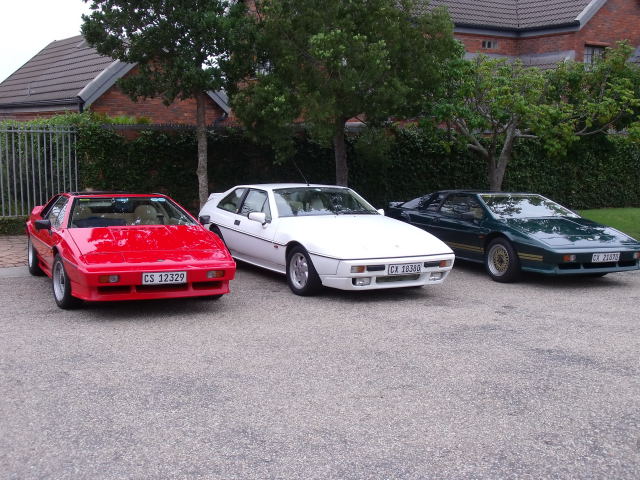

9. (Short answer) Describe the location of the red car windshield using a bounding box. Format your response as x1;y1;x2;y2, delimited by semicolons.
69;196;196;228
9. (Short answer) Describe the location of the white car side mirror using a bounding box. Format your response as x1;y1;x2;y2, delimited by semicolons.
248;212;267;225
377;209;385;216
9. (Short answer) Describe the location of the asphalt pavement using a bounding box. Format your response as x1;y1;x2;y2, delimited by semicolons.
1;261;639;479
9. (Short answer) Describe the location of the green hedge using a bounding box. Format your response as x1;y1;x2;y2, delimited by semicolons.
0;217;27;235
76;124;640;212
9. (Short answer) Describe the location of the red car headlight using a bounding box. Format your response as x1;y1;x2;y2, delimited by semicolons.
99;275;120;283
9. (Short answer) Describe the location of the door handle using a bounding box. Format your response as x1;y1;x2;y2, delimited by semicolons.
234;219;240;226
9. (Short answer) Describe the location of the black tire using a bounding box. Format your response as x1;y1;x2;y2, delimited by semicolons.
52;254;81;309
485;238;521;283
210;225;227;246
286;246;322;296
27;236;44;276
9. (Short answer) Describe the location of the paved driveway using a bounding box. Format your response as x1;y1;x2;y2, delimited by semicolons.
1;262;639;479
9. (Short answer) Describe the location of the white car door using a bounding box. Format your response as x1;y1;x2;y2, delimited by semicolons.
223;188;281;270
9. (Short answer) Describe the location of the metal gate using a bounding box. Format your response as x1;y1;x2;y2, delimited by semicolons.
0;125;78;217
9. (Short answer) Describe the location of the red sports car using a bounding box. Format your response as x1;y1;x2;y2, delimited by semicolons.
26;192;236;309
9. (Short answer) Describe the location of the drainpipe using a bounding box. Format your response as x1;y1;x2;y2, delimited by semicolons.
77;96;85;113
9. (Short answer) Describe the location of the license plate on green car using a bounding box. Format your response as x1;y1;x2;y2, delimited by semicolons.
591;252;619;263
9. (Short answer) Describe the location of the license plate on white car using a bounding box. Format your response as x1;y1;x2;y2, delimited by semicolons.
142;271;187;285
388;263;422;275
591;252;620;263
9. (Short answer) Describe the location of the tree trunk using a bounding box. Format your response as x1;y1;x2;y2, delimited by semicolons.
487;124;517;191
196;92;209;208
333;118;348;186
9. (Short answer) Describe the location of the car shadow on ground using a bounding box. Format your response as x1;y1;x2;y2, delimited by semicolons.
453;258;632;289
234;260;445;303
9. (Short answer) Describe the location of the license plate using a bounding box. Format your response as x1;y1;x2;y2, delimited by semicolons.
591;252;620;263
388;263;422;275
142;271;187;285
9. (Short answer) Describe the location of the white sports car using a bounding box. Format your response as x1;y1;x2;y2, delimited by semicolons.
198;184;455;295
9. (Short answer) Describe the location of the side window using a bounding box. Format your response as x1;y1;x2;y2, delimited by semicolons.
47;196;69;228
240;189;271;221
40;195;61;218
440;195;471;217
420;193;445;211
439;194;484;220
218;188;247;213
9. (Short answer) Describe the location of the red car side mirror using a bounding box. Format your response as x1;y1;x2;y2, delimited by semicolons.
34;219;52;231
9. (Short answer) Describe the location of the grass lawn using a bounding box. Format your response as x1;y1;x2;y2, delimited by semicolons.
578;208;640;240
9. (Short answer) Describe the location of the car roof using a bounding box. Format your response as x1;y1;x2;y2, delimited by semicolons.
229;183;351;191
432;190;539;196
66;191;168;197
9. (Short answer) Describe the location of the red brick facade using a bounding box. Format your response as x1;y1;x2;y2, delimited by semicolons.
457;0;640;61
90;69;228;125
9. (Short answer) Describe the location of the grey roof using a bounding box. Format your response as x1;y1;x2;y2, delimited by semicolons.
0;34;231;114
0;35;114;107
425;0;602;31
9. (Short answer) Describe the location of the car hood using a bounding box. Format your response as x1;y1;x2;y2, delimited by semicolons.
276;215;452;259
68;225;230;265
503;217;639;248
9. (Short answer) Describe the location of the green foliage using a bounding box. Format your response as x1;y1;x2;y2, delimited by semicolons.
578;208;640;240
228;0;462;184
0;217;27;235
0;111;149;128
432;42;640;191
74;123;639;213
82;0;245;102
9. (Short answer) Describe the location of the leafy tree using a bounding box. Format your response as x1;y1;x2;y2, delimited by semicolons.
81;0;245;206
430;42;640;191
227;0;460;186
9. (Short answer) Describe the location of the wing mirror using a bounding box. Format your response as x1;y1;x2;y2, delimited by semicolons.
377;208;385;216
198;215;210;225
248;212;267;225
35;219;52;231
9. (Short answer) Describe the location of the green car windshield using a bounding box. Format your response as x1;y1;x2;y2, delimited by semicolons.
273;187;378;217
480;194;579;219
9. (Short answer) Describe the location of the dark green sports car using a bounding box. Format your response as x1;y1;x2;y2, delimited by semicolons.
388;191;640;282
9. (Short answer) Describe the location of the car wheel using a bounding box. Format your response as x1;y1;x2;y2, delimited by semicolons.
485;238;520;283
52;254;80;309
210;225;226;245
27;236;44;276
286;246;322;296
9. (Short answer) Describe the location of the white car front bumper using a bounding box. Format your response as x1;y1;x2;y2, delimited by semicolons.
314;253;455;291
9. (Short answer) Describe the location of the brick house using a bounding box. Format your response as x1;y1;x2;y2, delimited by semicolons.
2;1;639;122
428;0;640;67
0;35;230;123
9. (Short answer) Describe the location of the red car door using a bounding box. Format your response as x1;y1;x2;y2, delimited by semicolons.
33;195;70;271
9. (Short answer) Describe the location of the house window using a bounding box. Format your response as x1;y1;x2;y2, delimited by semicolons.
584;45;605;65
481;40;499;50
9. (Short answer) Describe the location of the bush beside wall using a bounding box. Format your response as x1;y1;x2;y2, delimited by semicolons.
76;124;640;212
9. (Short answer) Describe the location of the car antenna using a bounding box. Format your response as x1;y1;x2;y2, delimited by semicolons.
291;157;310;186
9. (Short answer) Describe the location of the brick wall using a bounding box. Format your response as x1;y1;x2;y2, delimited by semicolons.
90;74;228;125
455;0;640;60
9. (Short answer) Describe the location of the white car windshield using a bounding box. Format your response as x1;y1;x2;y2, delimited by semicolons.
273;187;378;217
480;194;579;219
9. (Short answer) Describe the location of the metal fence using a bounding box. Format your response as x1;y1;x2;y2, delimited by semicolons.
0;125;78;217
